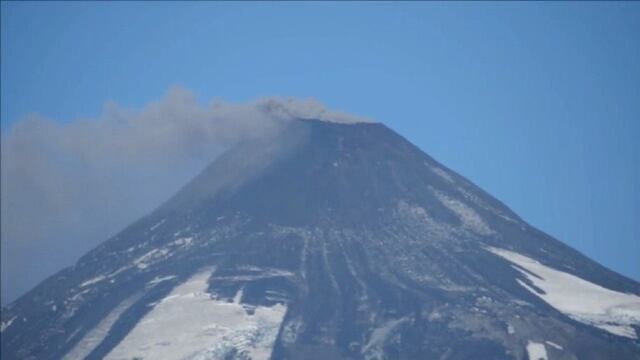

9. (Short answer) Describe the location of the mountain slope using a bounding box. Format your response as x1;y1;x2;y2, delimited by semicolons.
2;119;639;360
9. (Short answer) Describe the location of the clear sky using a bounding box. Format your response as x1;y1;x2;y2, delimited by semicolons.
1;2;639;299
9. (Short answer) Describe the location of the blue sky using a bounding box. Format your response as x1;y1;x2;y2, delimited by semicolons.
1;2;639;296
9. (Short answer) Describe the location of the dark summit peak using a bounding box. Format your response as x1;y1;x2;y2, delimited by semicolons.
157;118;515;229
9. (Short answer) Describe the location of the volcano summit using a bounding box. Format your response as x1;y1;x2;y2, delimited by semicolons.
2;119;639;360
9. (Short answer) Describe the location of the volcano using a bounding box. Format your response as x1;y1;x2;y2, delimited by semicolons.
2;119;639;360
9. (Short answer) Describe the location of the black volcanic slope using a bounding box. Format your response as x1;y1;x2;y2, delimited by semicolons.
2;119;639;360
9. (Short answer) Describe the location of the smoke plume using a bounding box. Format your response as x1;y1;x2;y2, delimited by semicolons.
0;87;369;304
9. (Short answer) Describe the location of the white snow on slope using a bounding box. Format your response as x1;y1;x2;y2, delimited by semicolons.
149;218;166;231
1;316;17;332
147;275;177;286
105;268;286;360
432;189;494;236
362;317;408;360
545;341;563;350
134;248;170;270
526;341;548;360
233;287;244;304
79;275;106;288
64;295;141;360
489;247;640;339
430;165;454;184
214;266;295;282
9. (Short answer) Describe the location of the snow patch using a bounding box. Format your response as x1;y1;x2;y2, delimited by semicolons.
169;236;193;247
150;218;166;231
133;248;169;270
432;190;494;236
362;317;408;360
233;287;244;304
215;267;295;282
64;295;140;360
67;288;91;303
105;268;286;360
489;247;640;339
79;275;106;287
526;341;548;360
545;341;563;350
595;323;638;338
147;275;177;286
1;316;17;332
430;165;454;183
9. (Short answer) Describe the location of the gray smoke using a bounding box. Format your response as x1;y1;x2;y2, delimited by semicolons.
0;87;370;304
